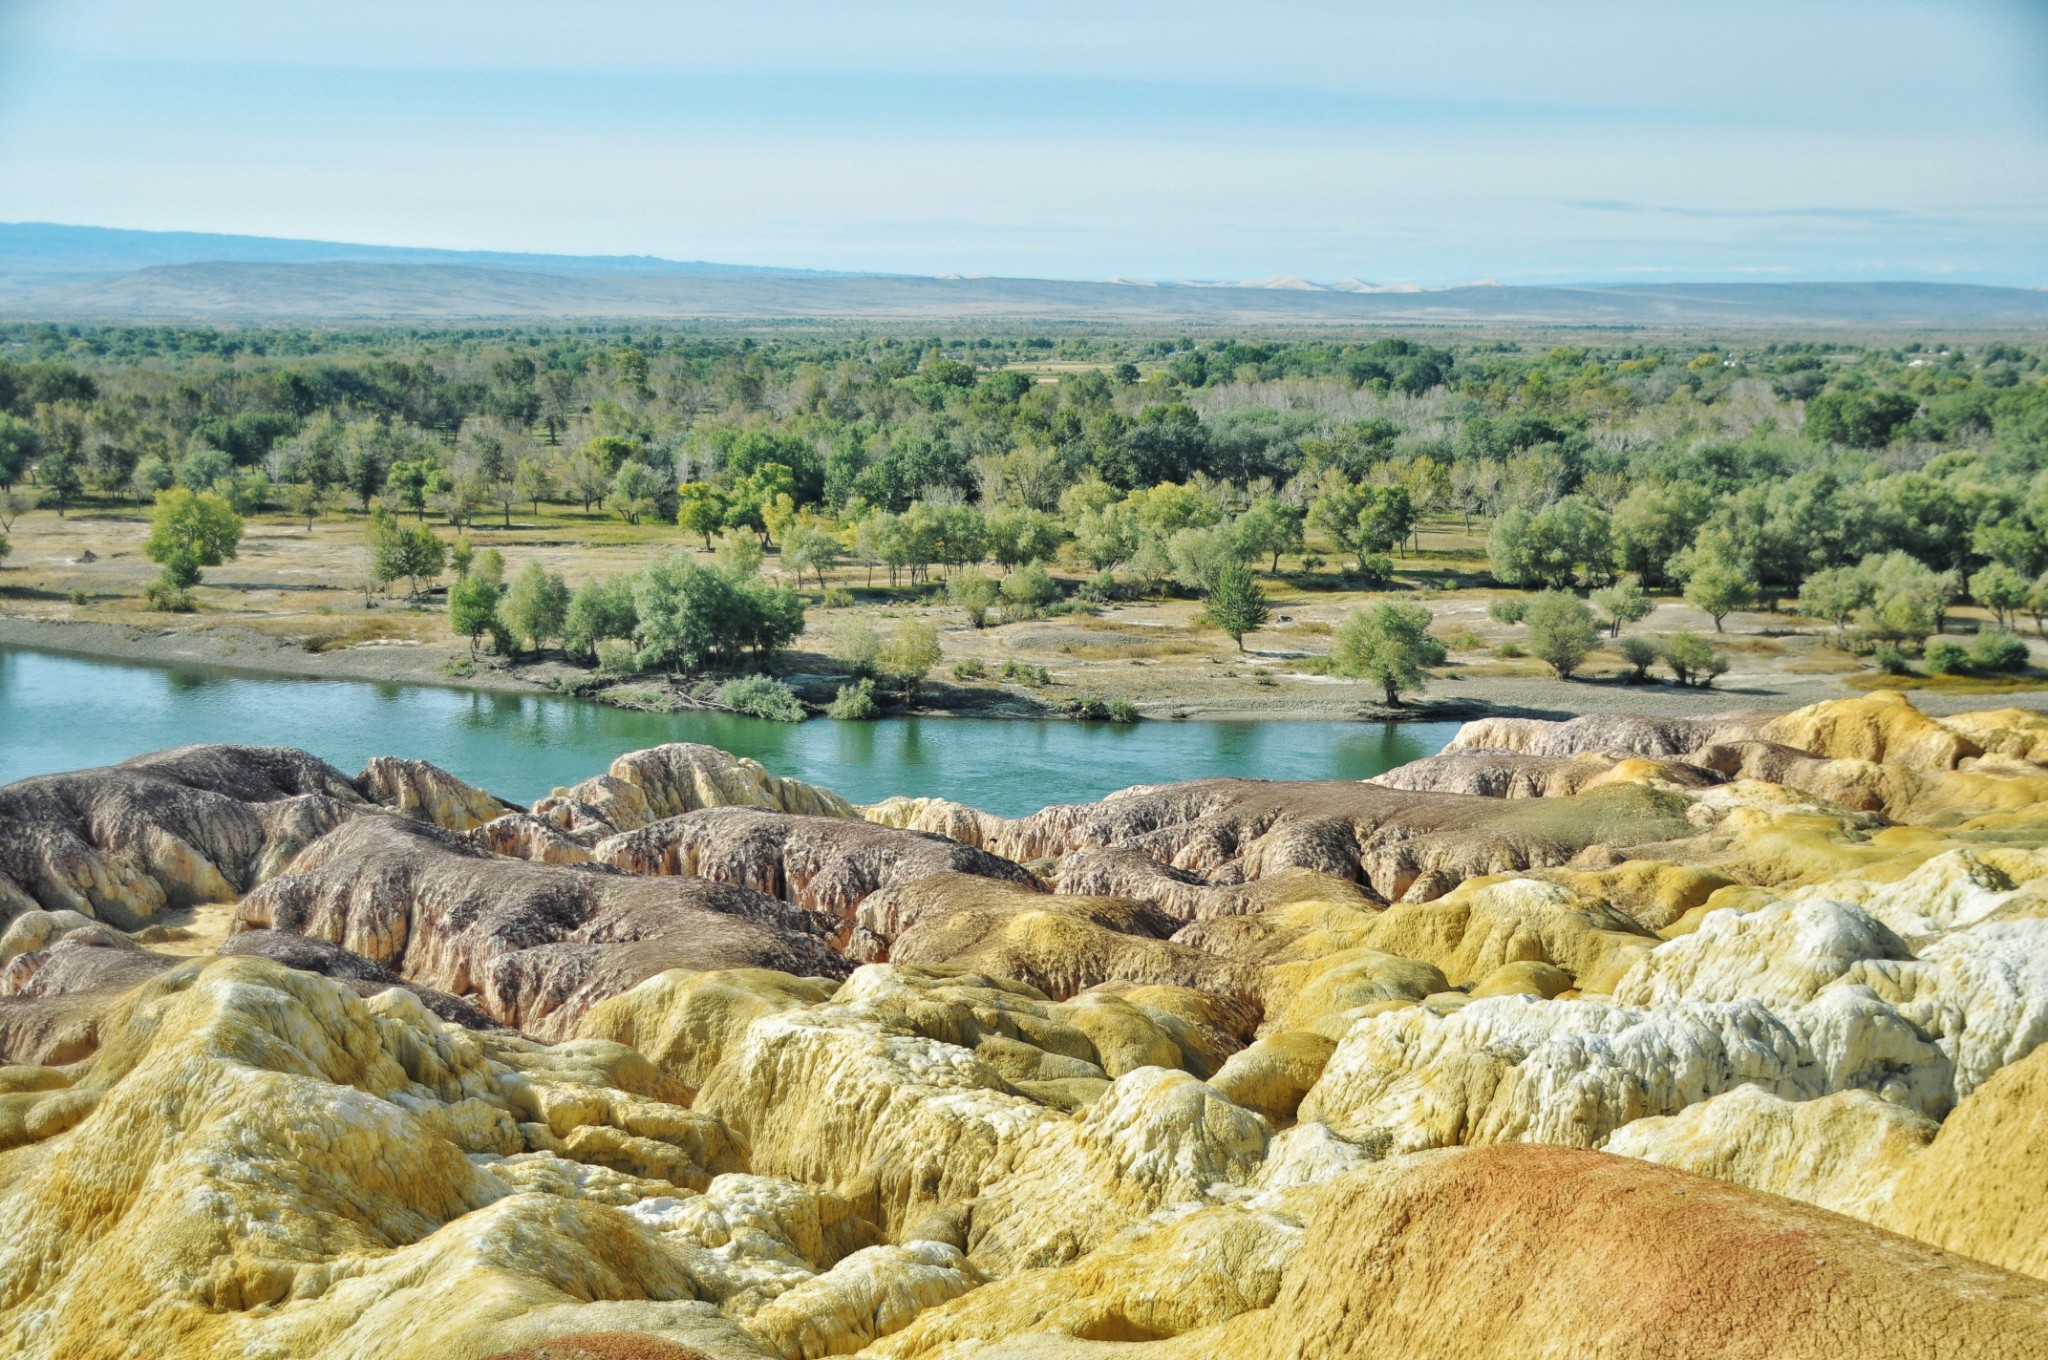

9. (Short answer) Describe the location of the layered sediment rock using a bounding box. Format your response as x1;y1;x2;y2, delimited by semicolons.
592;809;1039;929
0;744;367;926
534;744;857;840
6;694;2048;1358
233;816;850;1038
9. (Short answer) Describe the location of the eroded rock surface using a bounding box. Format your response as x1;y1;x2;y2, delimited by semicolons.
233;817;851;1038
592;809;1038;930
6;695;2048;1358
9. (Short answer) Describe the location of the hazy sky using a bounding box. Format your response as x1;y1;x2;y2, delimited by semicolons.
1;0;2044;284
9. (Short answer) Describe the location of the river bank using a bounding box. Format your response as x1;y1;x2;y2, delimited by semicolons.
7;508;2048;726
9;609;2046;725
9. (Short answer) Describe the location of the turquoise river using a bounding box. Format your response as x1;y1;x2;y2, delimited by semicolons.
0;647;1459;817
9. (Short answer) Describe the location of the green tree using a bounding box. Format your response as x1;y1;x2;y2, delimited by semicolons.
368;507;445;598
1610;482;1711;587
876;620;942;698
0;412;45;489
1202;559;1270;651
343;425;388;511
633;557;744;672
1355;484;1417;558
1523;590;1597;679
1799;565;1873;640
502;561;571;654
143;488;242;603
1234;492;1305;573
1971;562;2030;631
1852;551;1941;649
449;572;502;655
676;482;729;548
387;457;438;520
1676;533;1757;632
1072;502;1139;571
609;462;661;525
1001;561;1062;612
1487;506;1538;586
130;455;173;501
781;524;842;588
37;444;82;516
514;457;556;516
1805;389;1919;448
175;447;232;493
563;576;638;661
984;506;1064;568
1308;475;1369;567
1164;523;1246;594
1618;635;1659;681
928;503;988;573
1330;600;1446;704
400;523;448;597
287;481;325;532
1591;577;1653;637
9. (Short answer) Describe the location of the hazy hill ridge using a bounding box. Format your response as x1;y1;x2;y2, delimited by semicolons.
3;223;2044;326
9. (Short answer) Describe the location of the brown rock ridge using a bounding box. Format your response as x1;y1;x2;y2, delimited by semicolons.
1051;851;1383;920
878;777;1697;902
0;744;367;927
232;816;851;1038
1371;746;1720;798
0;927;180;1064
591;808;1039;936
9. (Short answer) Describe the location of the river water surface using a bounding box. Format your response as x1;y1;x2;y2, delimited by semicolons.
0;647;1459;816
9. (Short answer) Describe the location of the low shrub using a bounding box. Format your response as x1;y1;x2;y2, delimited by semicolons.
1354;553;1395;588
143;583;193;612
1925;640;1971;675
951;658;987;680
1000;660;1052;685
1077;570;1137;603
595;638;641;676
717;675;806;723
826;678;879;720
1001;562;1063;614
1872;646;1912;675
1437;624;1488;653
1619;635;1659;681
819;587;855;609
1662;631;1730;687
1967;629;2032;674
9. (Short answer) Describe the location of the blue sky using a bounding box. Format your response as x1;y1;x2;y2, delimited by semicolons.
0;0;2043;285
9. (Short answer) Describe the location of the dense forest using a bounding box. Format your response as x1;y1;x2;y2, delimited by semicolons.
2;320;2046;675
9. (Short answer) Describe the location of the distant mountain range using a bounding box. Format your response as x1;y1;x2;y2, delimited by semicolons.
2;223;2044;328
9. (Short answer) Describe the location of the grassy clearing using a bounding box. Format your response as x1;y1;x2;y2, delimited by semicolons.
1849;671;2048;696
